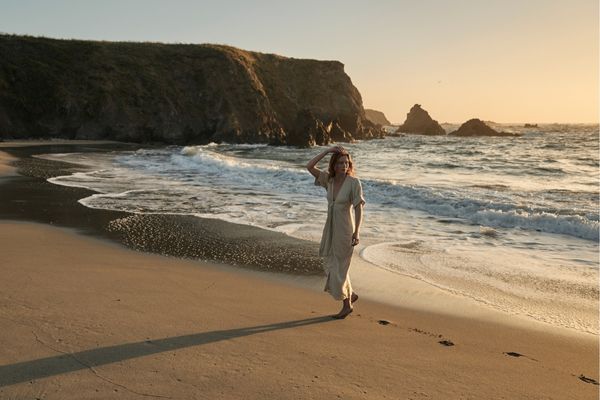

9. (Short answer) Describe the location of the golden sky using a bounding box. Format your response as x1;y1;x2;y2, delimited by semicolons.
2;0;598;123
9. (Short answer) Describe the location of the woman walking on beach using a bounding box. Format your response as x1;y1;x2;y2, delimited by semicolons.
306;146;365;319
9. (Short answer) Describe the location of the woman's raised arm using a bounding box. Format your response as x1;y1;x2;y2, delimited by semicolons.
306;146;342;178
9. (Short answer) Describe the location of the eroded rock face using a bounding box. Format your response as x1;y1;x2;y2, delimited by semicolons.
0;35;381;146
327;120;353;142
364;108;390;126
357;120;387;140
285;109;331;148
448;119;520;137
396;104;445;135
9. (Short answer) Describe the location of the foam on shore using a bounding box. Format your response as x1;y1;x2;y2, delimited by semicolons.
358;240;598;335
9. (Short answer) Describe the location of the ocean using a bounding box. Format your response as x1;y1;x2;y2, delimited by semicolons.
40;123;599;335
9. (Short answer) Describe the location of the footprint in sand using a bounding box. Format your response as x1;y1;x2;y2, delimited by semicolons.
503;352;538;362
438;340;454;346
504;352;524;357
378;320;391;325
578;375;599;385
410;327;441;338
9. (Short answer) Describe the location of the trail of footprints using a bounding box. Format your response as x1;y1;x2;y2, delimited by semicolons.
369;317;598;386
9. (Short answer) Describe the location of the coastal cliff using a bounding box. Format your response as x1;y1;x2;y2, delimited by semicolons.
0;35;383;146
364;108;390;126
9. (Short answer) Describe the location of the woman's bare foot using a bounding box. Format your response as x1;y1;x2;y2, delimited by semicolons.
332;297;353;319
332;306;353;319
351;293;359;304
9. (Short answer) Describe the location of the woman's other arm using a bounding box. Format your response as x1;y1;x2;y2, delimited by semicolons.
352;204;363;246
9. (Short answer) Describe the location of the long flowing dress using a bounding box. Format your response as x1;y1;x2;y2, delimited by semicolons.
314;170;365;300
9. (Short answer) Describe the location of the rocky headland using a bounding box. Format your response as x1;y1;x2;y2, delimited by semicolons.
395;104;445;135
0;35;384;147
364;108;390;126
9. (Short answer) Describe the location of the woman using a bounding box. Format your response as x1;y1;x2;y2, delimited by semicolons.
306;146;365;319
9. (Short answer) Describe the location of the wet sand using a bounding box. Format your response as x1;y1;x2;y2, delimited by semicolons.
0;141;598;399
0;142;322;274
0;150;16;175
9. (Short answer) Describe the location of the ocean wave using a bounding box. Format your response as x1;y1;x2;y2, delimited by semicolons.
361;178;599;241
469;184;511;191
532;166;567;174
48;143;600;243
173;146;320;200
170;147;600;241
180;145;292;173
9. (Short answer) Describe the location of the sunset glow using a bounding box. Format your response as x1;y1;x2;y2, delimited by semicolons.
1;0;597;123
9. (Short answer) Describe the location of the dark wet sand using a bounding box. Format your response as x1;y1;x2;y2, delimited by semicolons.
0;142;322;274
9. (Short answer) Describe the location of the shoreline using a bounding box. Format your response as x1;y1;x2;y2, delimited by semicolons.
0;141;323;275
0;141;598;398
0;140;597;338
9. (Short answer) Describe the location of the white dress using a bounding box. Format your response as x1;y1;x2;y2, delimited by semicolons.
314;171;365;300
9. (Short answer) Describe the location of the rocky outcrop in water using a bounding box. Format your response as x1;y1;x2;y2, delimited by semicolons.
0;34;385;146
448;119;520;137
364;108;390;126
395;104;445;135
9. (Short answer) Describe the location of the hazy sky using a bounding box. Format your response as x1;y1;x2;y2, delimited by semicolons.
1;0;598;123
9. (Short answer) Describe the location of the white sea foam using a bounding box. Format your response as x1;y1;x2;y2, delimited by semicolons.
362;178;599;241
361;242;599;334
41;125;600;335
174;144;600;241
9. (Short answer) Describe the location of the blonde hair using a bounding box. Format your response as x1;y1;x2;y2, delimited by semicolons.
328;150;355;177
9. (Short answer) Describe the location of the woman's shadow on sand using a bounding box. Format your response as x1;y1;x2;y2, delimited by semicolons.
0;316;333;387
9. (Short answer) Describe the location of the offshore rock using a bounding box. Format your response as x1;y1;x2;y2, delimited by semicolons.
396;104;445;135
448;119;520;137
0;34;378;147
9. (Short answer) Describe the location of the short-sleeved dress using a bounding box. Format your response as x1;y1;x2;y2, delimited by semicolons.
314;170;365;300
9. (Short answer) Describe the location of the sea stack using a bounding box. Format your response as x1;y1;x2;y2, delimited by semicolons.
395;104;445;135
448;119;520;137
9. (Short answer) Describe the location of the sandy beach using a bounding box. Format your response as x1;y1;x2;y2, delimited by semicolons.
0;150;16;176
0;142;598;399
